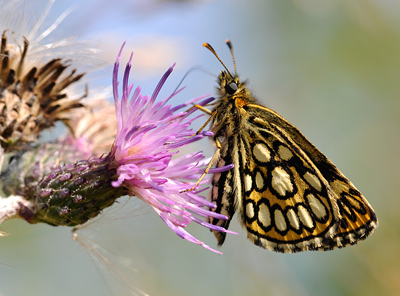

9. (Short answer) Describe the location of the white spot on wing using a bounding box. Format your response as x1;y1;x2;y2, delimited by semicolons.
232;138;243;213
271;167;293;196
258;203;271;227
253;143;270;163
286;208;300;230
278;145;293;161
244;174;252;192
240;138;247;167
255;171;264;190
346;195;362;211
274;209;287;232
246;202;255;219
307;194;327;219
297;205;314;229
347;233;356;243
304;172;322;192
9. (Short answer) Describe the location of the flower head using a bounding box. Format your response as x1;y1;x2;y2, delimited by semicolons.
110;44;235;253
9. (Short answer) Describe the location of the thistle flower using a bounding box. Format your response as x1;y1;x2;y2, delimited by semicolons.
5;44;235;253
109;45;236;253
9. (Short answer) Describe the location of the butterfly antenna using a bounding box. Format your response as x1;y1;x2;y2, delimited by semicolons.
203;42;234;78
225;39;237;76
171;66;217;96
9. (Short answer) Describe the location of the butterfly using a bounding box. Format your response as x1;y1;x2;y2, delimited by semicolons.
200;40;377;253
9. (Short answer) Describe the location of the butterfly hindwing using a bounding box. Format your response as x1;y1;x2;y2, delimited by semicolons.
208;100;377;252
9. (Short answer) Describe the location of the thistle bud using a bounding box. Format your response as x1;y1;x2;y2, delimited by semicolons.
18;155;128;226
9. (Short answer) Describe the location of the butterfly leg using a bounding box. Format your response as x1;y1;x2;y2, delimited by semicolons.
185;105;217;139
181;106;219;192
181;137;221;192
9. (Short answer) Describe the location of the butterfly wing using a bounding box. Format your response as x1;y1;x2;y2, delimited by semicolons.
207;131;243;246
208;103;377;252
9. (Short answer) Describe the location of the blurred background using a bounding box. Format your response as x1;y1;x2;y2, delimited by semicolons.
1;0;399;295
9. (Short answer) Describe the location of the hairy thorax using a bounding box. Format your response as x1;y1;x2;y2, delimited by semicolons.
211;74;256;141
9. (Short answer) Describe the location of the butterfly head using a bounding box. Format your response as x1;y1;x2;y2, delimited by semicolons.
204;41;251;100
217;71;244;98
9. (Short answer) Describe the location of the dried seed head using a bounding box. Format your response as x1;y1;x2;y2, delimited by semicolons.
0;31;86;152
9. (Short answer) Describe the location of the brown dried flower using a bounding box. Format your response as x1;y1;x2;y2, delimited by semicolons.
0;31;86;152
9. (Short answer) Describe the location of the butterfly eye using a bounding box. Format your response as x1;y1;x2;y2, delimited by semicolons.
225;82;238;95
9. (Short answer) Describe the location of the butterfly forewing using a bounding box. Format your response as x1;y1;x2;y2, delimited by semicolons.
205;42;377;252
